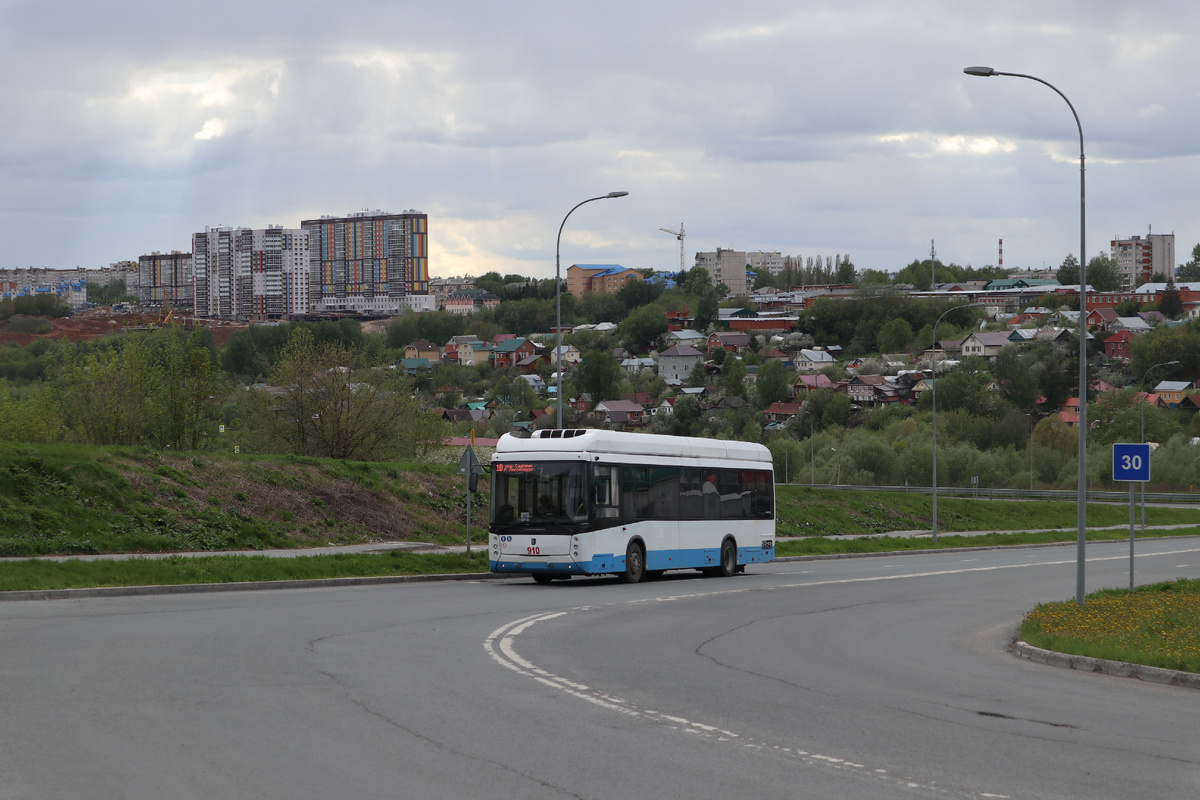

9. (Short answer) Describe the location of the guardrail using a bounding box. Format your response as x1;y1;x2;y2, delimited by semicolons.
778;483;1200;505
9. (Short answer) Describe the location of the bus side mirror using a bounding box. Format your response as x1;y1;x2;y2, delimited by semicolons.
468;472;479;492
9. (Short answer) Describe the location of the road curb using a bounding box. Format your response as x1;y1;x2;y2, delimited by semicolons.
0;571;513;602
1012;638;1200;690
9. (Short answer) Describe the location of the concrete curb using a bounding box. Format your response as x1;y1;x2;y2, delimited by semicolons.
1012;639;1200;690
0;571;513;602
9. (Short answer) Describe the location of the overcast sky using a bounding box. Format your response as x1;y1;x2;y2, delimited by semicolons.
3;1;1198;280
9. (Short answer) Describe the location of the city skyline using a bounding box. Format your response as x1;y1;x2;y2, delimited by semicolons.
3;2;1199;279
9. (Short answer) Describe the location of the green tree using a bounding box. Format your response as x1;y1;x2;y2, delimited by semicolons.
1057;254;1080;286
1087;253;1122;292
52;338;158;446
150;329;225;450
694;290;719;332
720;358;747;399
1178;243;1200;281
1159;284;1184;318
0;380;63;443
876;318;914;353
755;359;790;407
686;361;708;388
576;348;624;407
245;328;442;460
617;305;668;353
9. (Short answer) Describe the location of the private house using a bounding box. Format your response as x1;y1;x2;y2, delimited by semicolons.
657;344;705;384
621;357;656;375
1110;316;1152;334
445;288;501;315
443;334;480;363
1085;307;1120;329
593;399;648;427
403;340;441;362
763;402;803;423
516;353;548;373
399;357;433;376
1104;331;1135;360
550;344;582;367
457;340;493;366
795;349;837;372
707;331;751;355
1154;381;1193;407
846;374;887;406
791;373;832;397
517;374;546;394
491;338;536;369
958;332;1012;360
665;329;707;347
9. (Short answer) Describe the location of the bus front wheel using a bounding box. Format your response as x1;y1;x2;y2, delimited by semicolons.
620;542;646;584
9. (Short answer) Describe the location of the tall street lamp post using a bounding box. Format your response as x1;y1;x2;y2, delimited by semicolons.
555;192;629;428
1139;359;1179;533
930;302;980;543
964;66;1088;604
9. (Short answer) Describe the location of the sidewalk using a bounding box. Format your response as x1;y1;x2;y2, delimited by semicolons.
5;523;1196;563
0;540;475;564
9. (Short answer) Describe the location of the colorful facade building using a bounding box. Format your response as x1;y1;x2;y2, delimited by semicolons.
300;209;429;315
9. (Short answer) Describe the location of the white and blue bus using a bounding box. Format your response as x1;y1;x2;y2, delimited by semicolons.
488;429;775;583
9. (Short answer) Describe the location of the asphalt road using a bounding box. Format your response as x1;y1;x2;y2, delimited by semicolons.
2;538;1199;799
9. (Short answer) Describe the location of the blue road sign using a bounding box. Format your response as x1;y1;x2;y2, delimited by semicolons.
1112;443;1151;483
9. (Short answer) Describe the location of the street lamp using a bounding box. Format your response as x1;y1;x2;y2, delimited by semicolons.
964;66;1088;605
555;191;629;428
1139;359;1179;532
930;302;981;543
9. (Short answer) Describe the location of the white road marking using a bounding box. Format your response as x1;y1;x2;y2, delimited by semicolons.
484;546;1200;798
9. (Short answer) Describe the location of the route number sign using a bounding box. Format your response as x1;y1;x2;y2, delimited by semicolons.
1112;443;1151;483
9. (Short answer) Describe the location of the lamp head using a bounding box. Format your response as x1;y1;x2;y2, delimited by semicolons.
606;191;630;198
964;66;996;77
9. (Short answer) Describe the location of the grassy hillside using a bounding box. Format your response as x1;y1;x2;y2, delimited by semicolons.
0;444;483;557
3;443;1200;558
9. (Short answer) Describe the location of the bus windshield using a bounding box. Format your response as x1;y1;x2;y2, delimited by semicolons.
492;461;588;527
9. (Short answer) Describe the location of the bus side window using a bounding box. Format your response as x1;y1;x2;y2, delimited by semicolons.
594;467;619;518
680;469;703;519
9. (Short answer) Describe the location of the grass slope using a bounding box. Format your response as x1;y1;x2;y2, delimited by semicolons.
0;443;482;557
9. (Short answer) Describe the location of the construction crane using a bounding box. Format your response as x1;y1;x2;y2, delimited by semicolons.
659;223;686;274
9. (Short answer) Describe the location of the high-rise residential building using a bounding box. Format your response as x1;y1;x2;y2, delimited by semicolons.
192;225;310;319
300;209;429;315
1111;230;1175;289
747;251;785;276
693;248;749;296
138;251;193;311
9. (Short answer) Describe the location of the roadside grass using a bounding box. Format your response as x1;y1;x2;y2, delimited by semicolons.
774;525;1200;557
0;550;492;592
1021;579;1200;673
775;485;1200;538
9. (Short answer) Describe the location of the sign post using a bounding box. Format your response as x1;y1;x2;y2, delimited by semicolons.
455;434;486;556
1112;443;1151;593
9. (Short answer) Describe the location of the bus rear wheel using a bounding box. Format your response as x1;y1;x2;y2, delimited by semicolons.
620;542;646;584
715;539;737;578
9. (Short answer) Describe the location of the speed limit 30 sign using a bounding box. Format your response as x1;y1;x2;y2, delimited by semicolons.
1112;443;1151;483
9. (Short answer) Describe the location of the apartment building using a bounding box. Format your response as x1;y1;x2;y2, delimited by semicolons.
138;251;193;311
693;248;749;296
565;264;645;298
1111;230;1175;289
193;226;310;319
300;209;429;315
